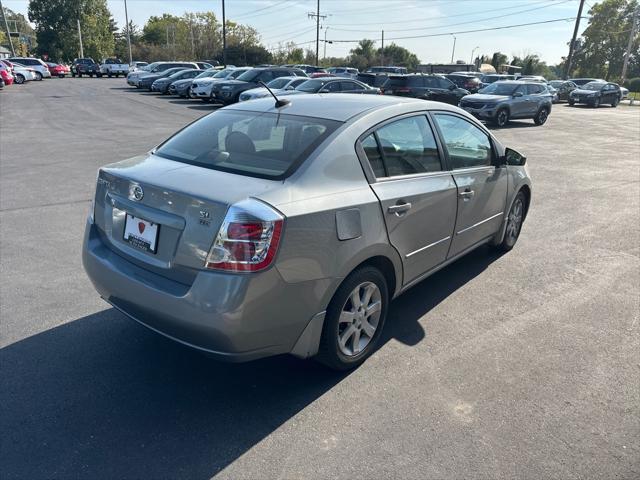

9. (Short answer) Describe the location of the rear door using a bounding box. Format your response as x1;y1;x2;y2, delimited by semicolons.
359;114;457;285
431;112;508;257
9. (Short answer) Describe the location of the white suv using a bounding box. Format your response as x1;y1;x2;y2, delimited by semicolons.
8;57;51;80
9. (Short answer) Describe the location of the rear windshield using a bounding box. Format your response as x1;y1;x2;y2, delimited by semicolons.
155;110;341;179
582;82;605;91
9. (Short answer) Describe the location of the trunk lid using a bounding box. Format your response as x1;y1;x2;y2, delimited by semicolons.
94;154;281;283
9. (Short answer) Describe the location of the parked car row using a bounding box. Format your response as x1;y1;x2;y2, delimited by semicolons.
118;60;627;130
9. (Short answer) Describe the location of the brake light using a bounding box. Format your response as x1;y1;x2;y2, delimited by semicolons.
395;87;411;93
205;198;284;272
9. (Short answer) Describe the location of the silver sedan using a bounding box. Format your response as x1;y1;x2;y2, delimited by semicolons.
83;94;532;370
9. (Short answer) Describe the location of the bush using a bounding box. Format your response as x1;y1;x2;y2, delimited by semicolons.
626;77;640;92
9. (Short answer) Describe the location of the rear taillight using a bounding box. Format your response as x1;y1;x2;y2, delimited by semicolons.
205;198;284;272
395;87;411;93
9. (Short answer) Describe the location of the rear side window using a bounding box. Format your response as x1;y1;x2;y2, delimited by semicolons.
361;134;386;178
155;110;340;179
363;116;442;178
433;114;493;169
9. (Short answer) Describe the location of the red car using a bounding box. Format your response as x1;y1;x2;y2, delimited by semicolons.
0;65;14;86
47;62;70;78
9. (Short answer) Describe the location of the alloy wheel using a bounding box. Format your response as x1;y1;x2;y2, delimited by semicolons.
337;282;382;357
506;197;524;244
497;110;508;127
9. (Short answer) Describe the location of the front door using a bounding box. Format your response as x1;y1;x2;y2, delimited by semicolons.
432;112;508;257
509;85;530;118
359;115;457;285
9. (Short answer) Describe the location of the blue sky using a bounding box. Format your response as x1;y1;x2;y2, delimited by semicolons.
5;0;588;64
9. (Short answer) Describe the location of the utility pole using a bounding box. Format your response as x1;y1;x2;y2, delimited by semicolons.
123;0;133;66
222;0;227;67
77;19;84;58
621;7;639;84
0;0;15;56
564;0;585;79
450;35;456;63
381;30;384;66
323;26;329;59
308;1;326;66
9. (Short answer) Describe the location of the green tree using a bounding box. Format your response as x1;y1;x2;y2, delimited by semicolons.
573;0;639;80
29;0;114;61
377;43;420;70
490;52;508;71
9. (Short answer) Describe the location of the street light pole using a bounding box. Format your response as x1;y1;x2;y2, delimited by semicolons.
450;35;456;63
0;0;15;56
470;46;479;67
123;0;133;66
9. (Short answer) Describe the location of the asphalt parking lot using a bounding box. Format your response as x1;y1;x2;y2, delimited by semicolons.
1;77;638;480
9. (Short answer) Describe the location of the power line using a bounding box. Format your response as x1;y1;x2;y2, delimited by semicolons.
326;0;570;26
328;0;571;33
328;17;581;43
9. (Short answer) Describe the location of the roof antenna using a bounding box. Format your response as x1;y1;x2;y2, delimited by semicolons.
258;81;290;108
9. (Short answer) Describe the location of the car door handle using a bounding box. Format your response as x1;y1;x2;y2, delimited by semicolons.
459;189;475;199
388;202;412;215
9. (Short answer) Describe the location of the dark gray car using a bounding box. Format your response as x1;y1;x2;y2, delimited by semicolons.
82;95;531;370
568;81;621;108
459;80;553;127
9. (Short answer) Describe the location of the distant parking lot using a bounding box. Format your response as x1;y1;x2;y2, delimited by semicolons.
1;77;639;479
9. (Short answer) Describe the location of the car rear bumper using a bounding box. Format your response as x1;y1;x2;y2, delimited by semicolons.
82;220;324;362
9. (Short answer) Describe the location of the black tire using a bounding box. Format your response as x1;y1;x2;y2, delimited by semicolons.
58;74;64;79
108;72;112;78
493;108;509;128
592;97;600;108
96;73;102;78
34;71;42;81
568;99;575;106
533;107;549;126
316;266;389;370
611;97;619;107
71;71;76;78
14;74;25;84
495;191;526;252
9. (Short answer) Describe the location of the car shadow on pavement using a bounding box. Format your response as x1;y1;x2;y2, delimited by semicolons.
486;121;538;130
0;246;500;479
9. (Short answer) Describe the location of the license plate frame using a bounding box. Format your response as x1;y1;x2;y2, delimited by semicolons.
123;213;159;254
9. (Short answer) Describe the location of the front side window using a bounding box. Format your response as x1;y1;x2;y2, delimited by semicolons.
155;110;340;179
433;114;493;170
372;116;442;177
342;81;364;91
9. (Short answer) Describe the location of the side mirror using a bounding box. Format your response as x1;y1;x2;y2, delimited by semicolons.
501;147;527;166
513;91;524;98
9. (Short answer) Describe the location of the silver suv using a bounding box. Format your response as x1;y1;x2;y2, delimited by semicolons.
83;95;532;370
459;80;553;127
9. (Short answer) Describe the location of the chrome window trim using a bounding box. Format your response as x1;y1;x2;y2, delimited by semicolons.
405;236;451;258
456;211;504;235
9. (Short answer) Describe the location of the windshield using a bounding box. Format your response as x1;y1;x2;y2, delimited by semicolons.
295;79;326;92
480;82;519;95
230;69;250;79
236;70;260;82
196;70;216;79
549;80;564;87
155;110;341;179
582;82;605;91
266;77;291;89
212;69;232;78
